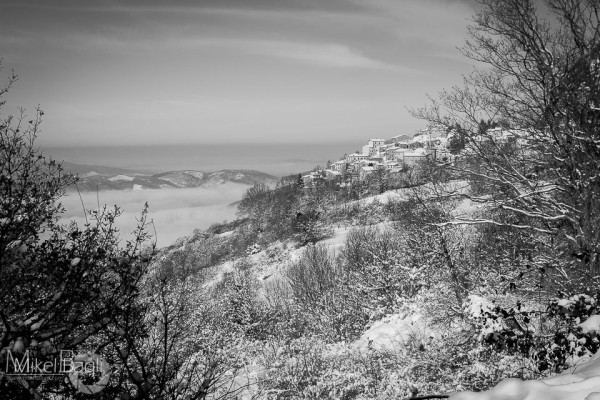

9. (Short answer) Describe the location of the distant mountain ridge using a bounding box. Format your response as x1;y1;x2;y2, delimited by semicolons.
61;161;147;177
153;169;279;188
62;162;279;191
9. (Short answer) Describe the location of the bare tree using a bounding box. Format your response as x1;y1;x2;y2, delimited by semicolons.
412;0;600;283
0;67;157;398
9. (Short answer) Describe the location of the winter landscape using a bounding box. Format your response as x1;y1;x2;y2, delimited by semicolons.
2;0;600;399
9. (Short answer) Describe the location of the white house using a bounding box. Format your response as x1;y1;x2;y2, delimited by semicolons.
384;146;399;161
302;171;324;186
359;166;377;178
368;138;386;148
393;148;409;162
384;161;399;170
346;153;369;163
402;148;431;166
472;127;526;145
349;161;362;173
331;160;348;172
301;174;314;185
368;156;384;164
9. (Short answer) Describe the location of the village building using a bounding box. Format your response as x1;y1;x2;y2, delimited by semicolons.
359;165;377;178
362;138;387;158
368;156;384;164
331;160;348;172
384;146;399;161
402;148;431;166
340;126;455;176
471;127;529;145
324;170;342;179
368;146;382;158
368;138;386;148
301;174;314;185
346;153;369;163
395;140;414;150
349;161;362;173
393;148;409;162
301;171;325;186
384;161;399;170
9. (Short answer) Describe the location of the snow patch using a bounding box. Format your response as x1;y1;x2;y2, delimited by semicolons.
108;175;135;181
354;313;426;352
579;315;600;334
180;170;205;179
450;350;600;399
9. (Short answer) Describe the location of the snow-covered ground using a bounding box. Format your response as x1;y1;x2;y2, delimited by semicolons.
107;174;135;181
348;305;600;400
354;311;426;353
160;183;600;399
450;317;600;400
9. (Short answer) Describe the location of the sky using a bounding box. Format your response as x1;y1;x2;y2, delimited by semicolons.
0;0;478;147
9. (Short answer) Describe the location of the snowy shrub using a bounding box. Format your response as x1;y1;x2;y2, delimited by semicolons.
340;226;425;321
466;292;600;374
246;243;262;255
466;295;537;354
210;267;267;339
285;244;369;341
538;293;600;371
292;209;332;244
257;337;330;398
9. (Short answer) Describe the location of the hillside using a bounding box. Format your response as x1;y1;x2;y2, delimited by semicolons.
62;162;279;191
154;169;279;189
3;0;598;397
57;125;600;399
148;151;600;399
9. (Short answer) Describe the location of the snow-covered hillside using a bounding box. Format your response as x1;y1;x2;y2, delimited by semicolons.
450;350;600;399
62;161;279;191
149;161;600;400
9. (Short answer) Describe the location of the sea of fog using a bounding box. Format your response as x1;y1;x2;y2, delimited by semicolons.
49;142;363;248
58;183;249;248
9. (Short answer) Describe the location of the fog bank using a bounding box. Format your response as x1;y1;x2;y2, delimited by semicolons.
58;184;249;247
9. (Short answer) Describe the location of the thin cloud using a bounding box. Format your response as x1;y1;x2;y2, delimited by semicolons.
160;38;402;71
60;32;403;71
246;41;398;70
1;0;475;148
0;0;367;14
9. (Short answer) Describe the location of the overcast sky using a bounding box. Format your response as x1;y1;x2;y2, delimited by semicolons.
0;0;477;147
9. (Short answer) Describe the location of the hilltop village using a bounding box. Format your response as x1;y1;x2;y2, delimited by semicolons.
302;125;448;185
303;124;526;185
